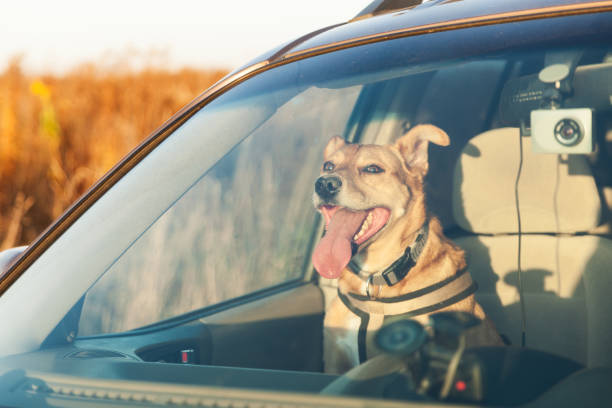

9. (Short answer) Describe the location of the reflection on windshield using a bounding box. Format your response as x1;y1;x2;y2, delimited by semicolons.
79;86;361;335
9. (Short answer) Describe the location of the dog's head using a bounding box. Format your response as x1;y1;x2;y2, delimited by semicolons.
312;124;449;279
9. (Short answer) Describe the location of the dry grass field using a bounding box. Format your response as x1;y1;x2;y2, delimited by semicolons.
0;59;227;250
0;58;360;333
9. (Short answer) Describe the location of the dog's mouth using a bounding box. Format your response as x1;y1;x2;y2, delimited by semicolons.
319;206;390;245
312;205;390;279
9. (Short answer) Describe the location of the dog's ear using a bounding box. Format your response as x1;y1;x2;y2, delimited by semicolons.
394;124;449;176
323;135;346;159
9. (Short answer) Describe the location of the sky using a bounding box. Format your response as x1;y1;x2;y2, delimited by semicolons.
0;0;373;74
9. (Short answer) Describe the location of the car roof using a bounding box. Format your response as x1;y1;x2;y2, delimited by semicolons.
236;0;611;71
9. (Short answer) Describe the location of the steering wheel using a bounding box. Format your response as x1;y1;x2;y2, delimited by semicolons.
320;318;430;400
320;353;426;400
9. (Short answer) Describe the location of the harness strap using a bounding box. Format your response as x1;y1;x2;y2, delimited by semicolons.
342;271;477;317
337;220;478;363
337;290;370;363
336;271;477;364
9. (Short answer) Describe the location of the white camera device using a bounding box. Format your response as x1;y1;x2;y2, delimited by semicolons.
531;108;594;154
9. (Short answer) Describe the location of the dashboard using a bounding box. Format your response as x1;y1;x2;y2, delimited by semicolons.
1;346;611;408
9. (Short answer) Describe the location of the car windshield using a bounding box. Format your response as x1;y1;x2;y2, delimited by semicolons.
0;10;611;407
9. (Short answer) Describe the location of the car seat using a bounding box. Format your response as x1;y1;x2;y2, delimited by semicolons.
451;127;612;367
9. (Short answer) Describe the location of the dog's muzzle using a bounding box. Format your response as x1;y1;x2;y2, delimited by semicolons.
315;175;342;200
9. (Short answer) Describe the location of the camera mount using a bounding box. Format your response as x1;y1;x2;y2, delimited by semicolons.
530;52;593;154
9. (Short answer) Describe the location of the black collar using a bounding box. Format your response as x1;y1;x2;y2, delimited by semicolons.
347;223;429;287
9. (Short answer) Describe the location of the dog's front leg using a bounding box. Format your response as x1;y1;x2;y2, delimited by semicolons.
323;296;362;374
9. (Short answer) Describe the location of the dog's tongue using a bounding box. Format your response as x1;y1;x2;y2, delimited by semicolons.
312;208;368;279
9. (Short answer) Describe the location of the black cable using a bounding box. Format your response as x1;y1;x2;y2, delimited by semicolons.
515;127;527;348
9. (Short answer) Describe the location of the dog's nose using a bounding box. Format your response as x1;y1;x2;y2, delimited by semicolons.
315;176;342;199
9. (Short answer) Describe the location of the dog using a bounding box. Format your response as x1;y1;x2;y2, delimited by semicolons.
312;124;502;374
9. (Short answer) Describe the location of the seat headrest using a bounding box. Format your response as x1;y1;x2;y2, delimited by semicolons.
452;128;601;234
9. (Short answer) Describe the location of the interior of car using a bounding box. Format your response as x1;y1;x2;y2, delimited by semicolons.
3;38;612;406
316;50;612;403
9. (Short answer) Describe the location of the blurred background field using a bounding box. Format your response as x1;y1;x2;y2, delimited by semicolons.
0;59;227;250
0;1;371;253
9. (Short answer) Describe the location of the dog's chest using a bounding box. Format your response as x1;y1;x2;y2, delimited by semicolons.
326;293;389;366
330;309;362;369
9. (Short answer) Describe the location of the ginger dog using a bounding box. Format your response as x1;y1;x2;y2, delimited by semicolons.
312;124;501;374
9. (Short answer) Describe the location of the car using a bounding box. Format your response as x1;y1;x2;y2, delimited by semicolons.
1;0;612;406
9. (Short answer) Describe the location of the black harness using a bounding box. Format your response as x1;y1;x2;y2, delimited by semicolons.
338;225;478;363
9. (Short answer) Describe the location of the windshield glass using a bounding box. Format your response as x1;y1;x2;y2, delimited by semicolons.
81;43;612;358
0;10;611;406
78;84;362;335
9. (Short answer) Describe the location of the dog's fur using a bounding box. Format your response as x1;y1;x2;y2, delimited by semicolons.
313;125;502;374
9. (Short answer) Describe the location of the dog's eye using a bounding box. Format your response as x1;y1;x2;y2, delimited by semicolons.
323;161;335;172
363;164;384;174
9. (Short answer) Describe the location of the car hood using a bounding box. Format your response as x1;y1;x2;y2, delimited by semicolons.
0;247;26;279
